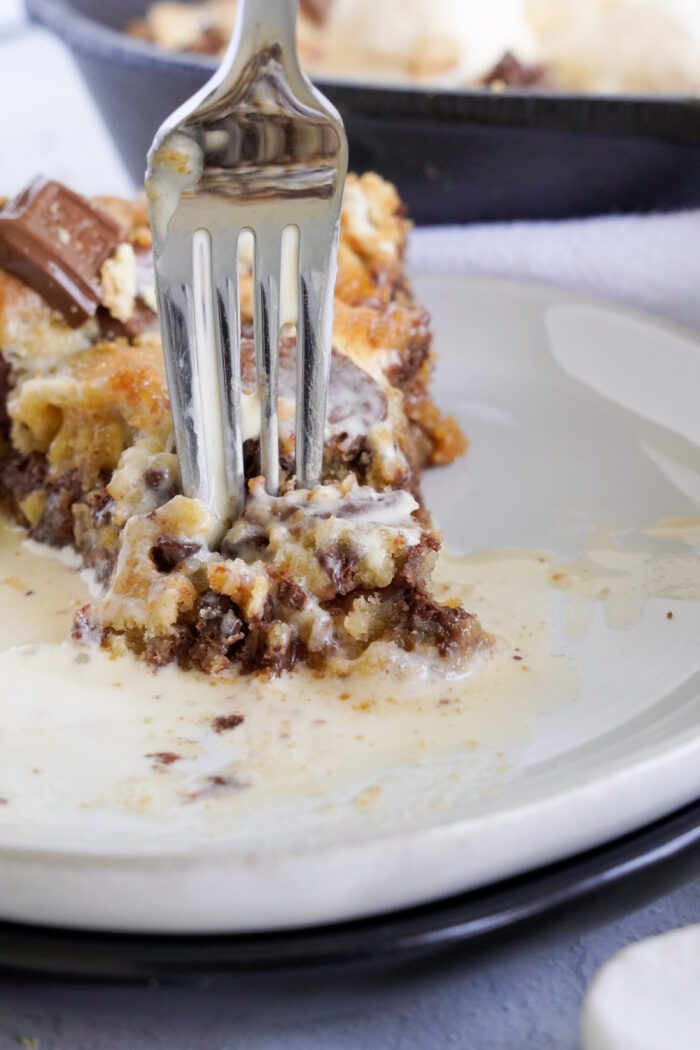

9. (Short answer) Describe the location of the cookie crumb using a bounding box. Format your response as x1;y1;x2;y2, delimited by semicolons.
213;714;244;733
146;751;182;766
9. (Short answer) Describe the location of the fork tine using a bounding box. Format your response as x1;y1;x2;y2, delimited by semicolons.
212;228;245;519
190;228;231;522
253;229;281;495
295;234;337;489
156;277;200;497
157;254;211;508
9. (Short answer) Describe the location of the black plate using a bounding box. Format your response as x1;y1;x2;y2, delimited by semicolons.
25;0;700;224
1;797;700;980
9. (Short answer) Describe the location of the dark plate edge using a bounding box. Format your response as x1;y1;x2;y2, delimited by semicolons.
1;795;699;979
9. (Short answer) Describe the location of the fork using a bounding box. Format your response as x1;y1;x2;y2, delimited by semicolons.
145;0;348;523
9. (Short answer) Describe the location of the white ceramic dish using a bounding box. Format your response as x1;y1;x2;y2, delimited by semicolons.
0;274;698;934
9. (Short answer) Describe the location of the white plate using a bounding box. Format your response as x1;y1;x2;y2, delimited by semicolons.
0;275;699;934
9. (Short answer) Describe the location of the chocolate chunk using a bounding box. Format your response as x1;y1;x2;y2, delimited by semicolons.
326;351;387;431
396;531;439;587
80;486;113;528
390;587;479;657
386;310;431;390
318;545;357;595
240;336;386;435
0;456;111;559
151;537;200;573
276;574;308;610
239;624;300;675
0;178;123;327
176;592;246;675
97;301;157;341
144;620;194;669
0;451;48;512
30;469;83;548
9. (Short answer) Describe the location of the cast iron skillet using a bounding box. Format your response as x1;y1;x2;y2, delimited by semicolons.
25;0;700;223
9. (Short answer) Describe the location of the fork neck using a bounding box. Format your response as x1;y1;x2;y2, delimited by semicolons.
229;0;300;73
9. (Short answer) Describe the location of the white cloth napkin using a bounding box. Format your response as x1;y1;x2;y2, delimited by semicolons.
0;0;26;34
410;211;700;332
1;26;133;198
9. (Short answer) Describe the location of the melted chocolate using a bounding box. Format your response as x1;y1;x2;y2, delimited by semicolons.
0;178;122;328
239;335;387;434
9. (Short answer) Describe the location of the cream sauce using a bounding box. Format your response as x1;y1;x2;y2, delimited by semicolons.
0;517;575;849
1;515;697;850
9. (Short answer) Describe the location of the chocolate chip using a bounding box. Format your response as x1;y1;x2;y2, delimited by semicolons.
144;465;178;504
151;537;200;573
81;486;113;527
144;467;166;490
0;178;122;327
276;574;308;610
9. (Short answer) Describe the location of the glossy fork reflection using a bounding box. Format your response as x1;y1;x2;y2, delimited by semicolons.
145;0;348;523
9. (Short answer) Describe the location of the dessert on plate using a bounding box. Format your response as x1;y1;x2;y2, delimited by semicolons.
0;174;484;677
130;0;700;95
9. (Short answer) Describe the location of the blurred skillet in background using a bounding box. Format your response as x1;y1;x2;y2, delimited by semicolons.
25;0;700;223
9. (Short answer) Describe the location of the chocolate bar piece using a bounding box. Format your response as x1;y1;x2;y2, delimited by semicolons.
0;178;123;328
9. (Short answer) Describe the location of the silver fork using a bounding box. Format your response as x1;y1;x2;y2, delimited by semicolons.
145;0;348;523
